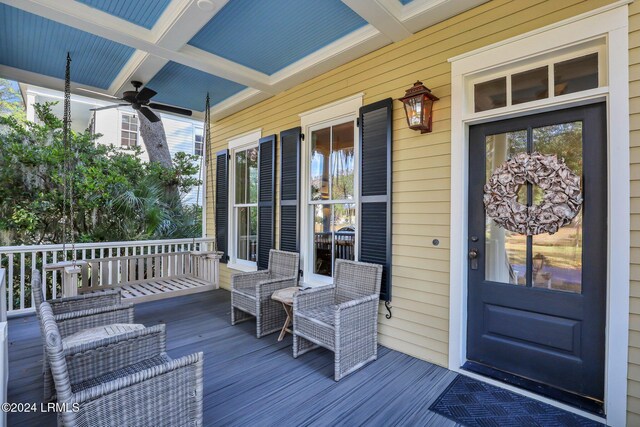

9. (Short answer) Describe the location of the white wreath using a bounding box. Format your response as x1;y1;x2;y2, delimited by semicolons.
483;152;582;236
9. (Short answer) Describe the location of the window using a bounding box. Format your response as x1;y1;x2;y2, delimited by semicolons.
473;51;602;113
309;120;357;278
120;113;138;147
227;130;261;269
194;128;204;156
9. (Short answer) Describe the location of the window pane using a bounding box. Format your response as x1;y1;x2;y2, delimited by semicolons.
512;66;548;105
331;122;355;200
532;122;583;293
237;207;258;262
235;150;247;204
334;204;355;262
311;127;330;200
554;53;598;96
485;130;527;285
474;77;507;112
247;148;258;204
313;204;332;276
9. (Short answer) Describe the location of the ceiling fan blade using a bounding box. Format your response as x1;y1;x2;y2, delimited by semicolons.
138;106;161;122
148;103;192;117
90;104;129;112
137;87;157;102
76;88;120;99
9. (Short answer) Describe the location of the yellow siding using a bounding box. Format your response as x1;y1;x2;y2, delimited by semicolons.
206;0;616;373
629;1;640;424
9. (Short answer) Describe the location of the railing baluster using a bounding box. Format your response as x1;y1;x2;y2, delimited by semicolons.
52;252;57;300
19;253;25;310
7;254;13;311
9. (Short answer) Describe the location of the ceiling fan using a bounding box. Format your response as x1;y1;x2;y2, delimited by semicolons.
81;81;192;122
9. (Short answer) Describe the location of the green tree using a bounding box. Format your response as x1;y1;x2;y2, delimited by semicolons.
0;102;201;246
0;78;25;121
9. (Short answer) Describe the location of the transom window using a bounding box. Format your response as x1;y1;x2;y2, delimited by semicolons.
309;121;356;277
474;52;601;113
233;146;258;264
120;113;138;147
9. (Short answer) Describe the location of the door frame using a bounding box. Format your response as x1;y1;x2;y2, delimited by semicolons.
448;3;630;425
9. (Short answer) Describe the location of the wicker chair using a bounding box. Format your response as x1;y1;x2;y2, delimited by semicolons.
31;270;139;402
231;249;300;338
40;302;204;427
293;259;383;381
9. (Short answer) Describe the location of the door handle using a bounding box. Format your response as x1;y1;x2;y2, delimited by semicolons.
469;249;479;270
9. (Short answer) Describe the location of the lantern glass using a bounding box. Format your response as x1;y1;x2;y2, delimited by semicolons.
405;96;423;126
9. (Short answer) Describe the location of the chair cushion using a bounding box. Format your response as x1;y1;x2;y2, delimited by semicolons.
296;305;339;327
71;354;172;393
63;324;145;348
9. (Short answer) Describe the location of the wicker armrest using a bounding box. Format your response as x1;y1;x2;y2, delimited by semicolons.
294;285;335;311
231;270;271;289
257;276;298;299
67;352;204;426
56;304;134;338
64;325;166;387
336;294;380;333
49;290;121;315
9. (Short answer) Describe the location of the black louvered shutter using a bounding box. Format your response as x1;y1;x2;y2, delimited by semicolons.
279;127;301;253
359;98;393;301
257;134;276;270
215;149;229;263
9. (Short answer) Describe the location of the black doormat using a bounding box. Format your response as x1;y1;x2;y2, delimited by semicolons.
429;375;603;427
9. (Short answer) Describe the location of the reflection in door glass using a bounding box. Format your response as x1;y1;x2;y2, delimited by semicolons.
532;122;583;293
485;131;527;285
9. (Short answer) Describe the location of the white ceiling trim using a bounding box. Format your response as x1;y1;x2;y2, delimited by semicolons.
341;0;411;42
2;0;272;91
1;0;490;119
110;0;230;98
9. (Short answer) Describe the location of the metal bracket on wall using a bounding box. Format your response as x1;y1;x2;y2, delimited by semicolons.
384;300;392;319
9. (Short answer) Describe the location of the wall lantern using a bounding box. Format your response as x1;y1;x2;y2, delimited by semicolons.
399;81;439;133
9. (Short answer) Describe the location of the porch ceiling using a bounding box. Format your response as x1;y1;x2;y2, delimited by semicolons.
0;0;487;120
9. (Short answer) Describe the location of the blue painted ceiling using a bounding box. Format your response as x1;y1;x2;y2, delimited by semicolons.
399;0;414;4
0;4;135;90
75;0;172;29
146;62;246;112
188;0;367;75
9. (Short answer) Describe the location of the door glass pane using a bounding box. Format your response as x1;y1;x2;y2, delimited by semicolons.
331;122;355;200
334;204;356;263
313;204;332;276
532;122;583;293
554;53;598;96
311;127;330;201
485;130;527;285
474;77;507;112
512;66;548;105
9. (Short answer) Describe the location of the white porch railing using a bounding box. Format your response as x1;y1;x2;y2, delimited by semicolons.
0;237;216;317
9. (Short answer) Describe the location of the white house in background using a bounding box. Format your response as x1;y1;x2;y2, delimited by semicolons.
19;83;204;205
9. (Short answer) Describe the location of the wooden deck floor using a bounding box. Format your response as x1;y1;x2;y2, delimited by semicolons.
7;290;459;426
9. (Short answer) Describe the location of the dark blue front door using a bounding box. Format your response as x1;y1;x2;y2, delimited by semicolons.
466;103;607;413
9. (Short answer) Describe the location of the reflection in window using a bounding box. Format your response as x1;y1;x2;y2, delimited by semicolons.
310;121;356;277
234;147;258;263
555;53;598;96
485;130;527;285
532;122;583;293
474;77;507;112
483;123;584;294
511;66;548;105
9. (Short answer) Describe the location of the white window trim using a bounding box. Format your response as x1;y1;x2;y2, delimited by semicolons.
119;111;139;148
448;2;630;425
227;129;262;272
299;94;363;286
